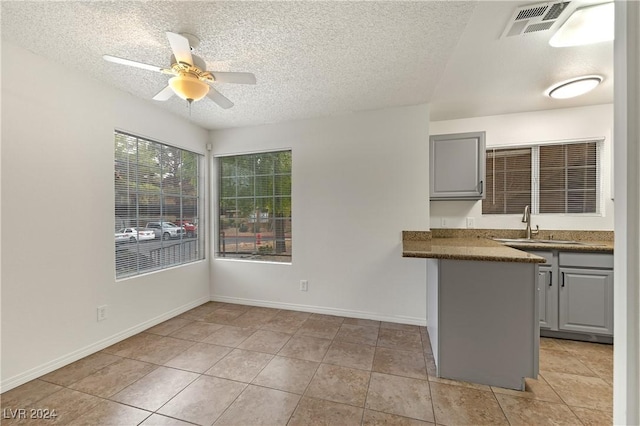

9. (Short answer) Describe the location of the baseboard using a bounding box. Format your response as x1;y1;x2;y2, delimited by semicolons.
540;329;614;344
210;295;427;326
0;296;210;393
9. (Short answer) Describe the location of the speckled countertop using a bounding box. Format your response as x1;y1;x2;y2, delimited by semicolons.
403;235;546;263
496;240;613;252
402;229;613;263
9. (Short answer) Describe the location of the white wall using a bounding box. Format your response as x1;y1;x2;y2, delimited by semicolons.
430;104;614;231
613;0;640;422
1;42;210;391
210;105;430;324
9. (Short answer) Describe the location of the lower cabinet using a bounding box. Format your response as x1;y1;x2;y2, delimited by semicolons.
530;251;557;331
529;250;613;338
559;267;614;336
538;265;556;330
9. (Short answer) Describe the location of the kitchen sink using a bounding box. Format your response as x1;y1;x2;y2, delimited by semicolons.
493;238;588;245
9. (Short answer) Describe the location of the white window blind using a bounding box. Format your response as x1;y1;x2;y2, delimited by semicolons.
217;150;292;262
484;147;532;214
537;142;599;214
483;140;601;215
114;131;204;278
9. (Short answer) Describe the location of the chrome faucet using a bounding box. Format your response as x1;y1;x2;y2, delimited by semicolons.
522;205;539;239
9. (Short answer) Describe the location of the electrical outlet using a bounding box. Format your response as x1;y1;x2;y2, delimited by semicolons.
97;305;108;322
466;217;475;228
441;218;448;227
300;280;308;292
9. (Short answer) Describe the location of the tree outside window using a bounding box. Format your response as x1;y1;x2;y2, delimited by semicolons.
217;150;292;262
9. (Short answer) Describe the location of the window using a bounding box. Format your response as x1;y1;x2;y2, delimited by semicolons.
114;131;203;278
484;147;532;214
538;143;598;213
483;140;601;215
217;150;292;262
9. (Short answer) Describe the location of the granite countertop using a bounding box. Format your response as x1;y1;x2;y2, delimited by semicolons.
403;236;547;263
497;240;613;252
402;229;614;263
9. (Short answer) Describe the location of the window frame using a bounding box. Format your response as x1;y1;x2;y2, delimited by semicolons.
484;146;533;215
483;138;604;216
215;149;292;264
114;130;205;280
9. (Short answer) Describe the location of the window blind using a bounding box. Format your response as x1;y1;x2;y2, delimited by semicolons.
483;140;601;215
537;141;599;214
483;147;532;214
114;131;203;278
217;150;292;262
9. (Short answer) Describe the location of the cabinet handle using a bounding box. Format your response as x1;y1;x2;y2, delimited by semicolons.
549;271;552;287
479;180;484;194
561;272;565;287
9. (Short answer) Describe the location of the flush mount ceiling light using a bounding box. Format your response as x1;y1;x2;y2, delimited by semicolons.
549;2;614;47
546;75;603;99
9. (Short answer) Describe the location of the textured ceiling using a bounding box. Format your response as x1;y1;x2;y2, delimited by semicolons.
1;1;613;130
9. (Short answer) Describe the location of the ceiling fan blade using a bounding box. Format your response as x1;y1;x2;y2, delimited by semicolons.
166;32;193;66
103;55;163;73
152;85;174;101
210;72;256;85
206;87;234;109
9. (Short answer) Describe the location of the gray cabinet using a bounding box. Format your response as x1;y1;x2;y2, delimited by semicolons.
529;251;557;331
558;252;614;336
430;131;485;200
427;258;538;390
538;266;555;330
526;250;613;338
558;268;613;335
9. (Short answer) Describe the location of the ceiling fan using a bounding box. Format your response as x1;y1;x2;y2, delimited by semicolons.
103;32;255;109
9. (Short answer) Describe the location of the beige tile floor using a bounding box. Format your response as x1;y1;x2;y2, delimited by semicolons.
1;302;614;425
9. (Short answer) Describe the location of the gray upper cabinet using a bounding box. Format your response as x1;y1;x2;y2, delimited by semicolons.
430;131;486;200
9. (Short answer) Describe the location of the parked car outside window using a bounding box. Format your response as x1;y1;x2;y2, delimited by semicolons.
175;220;197;237
145;222;186;240
114;227;155;243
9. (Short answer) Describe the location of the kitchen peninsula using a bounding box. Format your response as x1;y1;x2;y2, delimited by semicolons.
403;231;546;390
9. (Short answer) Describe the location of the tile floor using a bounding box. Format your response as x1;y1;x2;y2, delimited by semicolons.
1;302;614;425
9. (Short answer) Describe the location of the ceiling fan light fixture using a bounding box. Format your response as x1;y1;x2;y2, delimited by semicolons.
546;75;603;99
549;2;614;47
169;73;209;102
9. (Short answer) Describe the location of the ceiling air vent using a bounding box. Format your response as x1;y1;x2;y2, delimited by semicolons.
501;1;571;39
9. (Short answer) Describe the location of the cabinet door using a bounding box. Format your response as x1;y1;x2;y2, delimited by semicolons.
559;268;613;336
430;132;485;200
538;266;557;330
